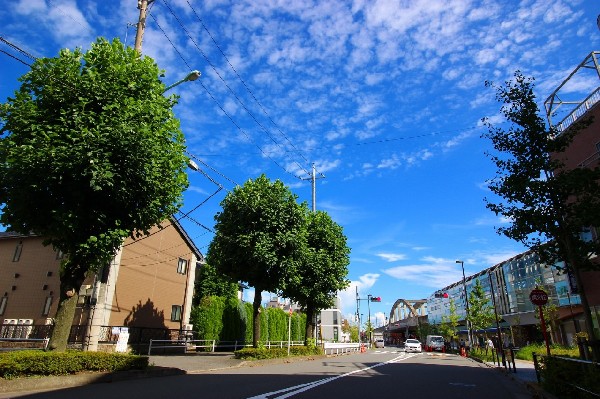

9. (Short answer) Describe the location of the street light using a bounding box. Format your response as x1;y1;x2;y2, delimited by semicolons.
456;260;473;347
164;70;201;92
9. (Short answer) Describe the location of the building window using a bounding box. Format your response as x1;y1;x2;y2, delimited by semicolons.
177;258;188;275
0;296;7;316
42;296;53;316
333;327;339;341
13;242;23;262
171;305;182;322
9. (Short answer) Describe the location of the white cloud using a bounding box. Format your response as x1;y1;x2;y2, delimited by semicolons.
377;253;407;262
338;273;380;315
382;258;463;289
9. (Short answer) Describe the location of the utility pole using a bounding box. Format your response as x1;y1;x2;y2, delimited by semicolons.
302;163;324;212
134;0;154;53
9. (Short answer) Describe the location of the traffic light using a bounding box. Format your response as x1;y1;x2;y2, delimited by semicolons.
434;292;449;298
370;296;381;302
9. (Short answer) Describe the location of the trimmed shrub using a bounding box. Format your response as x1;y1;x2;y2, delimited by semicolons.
0;350;148;379
234;345;323;360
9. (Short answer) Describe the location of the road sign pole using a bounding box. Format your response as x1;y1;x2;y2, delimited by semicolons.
538;305;551;356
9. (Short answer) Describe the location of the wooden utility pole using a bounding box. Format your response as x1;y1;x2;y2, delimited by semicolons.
134;0;154;53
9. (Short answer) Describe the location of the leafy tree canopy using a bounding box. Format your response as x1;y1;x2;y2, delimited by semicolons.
193;263;239;305
482;71;600;271
281;210;350;339
0;37;189;350
206;174;308;346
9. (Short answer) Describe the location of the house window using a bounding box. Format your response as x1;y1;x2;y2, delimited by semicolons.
42;296;53;316
0;296;7;316
13;242;23;262
171;305;182;322
177;258;188;275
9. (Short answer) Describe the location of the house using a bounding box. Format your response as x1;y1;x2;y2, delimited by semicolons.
0;218;203;350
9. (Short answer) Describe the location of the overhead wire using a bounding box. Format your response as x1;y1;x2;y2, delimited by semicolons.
185;0;312;169
157;0;310;178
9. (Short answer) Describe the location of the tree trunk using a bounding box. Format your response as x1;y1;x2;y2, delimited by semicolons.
47;283;79;351
252;289;262;348
304;307;314;345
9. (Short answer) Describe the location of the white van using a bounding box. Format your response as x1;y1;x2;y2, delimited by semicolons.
374;338;385;348
425;335;445;351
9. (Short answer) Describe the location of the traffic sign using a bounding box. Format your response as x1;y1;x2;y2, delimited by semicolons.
529;289;548;306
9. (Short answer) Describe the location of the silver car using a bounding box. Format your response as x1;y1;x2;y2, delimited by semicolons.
404;339;422;353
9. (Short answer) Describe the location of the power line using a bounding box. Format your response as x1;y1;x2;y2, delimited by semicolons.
157;0;310;178
185;0;311;169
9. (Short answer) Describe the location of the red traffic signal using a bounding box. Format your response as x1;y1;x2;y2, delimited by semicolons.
434;292;449;298
370;296;381;302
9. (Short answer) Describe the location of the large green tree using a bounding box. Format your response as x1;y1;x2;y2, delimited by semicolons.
0;38;188;351
482;71;600;353
206;174;307;347
281;210;350;343
439;298;460;343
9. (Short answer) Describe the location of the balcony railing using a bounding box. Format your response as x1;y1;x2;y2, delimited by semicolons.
555;86;600;134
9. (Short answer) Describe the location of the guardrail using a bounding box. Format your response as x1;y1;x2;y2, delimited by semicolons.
323;342;360;355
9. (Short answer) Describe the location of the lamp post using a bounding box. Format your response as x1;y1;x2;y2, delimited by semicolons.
164;70;201;92
456;260;473;347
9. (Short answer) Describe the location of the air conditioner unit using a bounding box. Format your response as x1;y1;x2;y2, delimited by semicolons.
18;319;33;325
45;318;54;325
183;324;193;331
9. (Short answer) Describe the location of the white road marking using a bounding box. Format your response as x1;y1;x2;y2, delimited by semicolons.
246;354;417;399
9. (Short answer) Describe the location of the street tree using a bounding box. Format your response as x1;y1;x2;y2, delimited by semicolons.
207;175;307;347
0;38;188;351
192;263;239;306
281;210;350;343
440;298;461;343
467;279;495;344
482;71;600;353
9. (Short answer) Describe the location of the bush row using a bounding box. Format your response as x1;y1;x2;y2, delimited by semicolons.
0;350;148;379
190;296;307;343
234;345;323;360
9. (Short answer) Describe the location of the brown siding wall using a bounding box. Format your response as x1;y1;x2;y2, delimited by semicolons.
109;220;195;329
0;236;61;324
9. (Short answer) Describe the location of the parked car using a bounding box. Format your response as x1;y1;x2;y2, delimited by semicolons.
404;338;422;353
374;338;385;348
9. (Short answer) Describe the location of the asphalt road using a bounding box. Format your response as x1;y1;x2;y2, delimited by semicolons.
1;350;534;399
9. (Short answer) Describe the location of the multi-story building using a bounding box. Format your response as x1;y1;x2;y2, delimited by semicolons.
0;218;203;349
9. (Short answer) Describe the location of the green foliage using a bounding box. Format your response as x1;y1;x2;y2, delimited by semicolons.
0;351;148;379
281;210;350;340
469;347;498;363
483;71;600;345
514;343;580;361
234;345;323;360
468;279;495;339
190;297;305;345
193;263;239;305
439;299;460;341
0;37;188;351
207;174;309;346
540;355;600;398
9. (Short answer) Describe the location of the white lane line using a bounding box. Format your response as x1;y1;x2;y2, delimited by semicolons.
246;353;417;399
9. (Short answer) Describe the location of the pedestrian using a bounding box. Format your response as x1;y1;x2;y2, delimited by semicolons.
487;338;494;352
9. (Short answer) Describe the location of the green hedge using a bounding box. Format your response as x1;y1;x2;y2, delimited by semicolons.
540;355;600;398
234;345;323;360
191;296;306;344
0;350;148;379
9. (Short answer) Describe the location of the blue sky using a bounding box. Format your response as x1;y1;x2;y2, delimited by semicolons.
1;0;599;327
